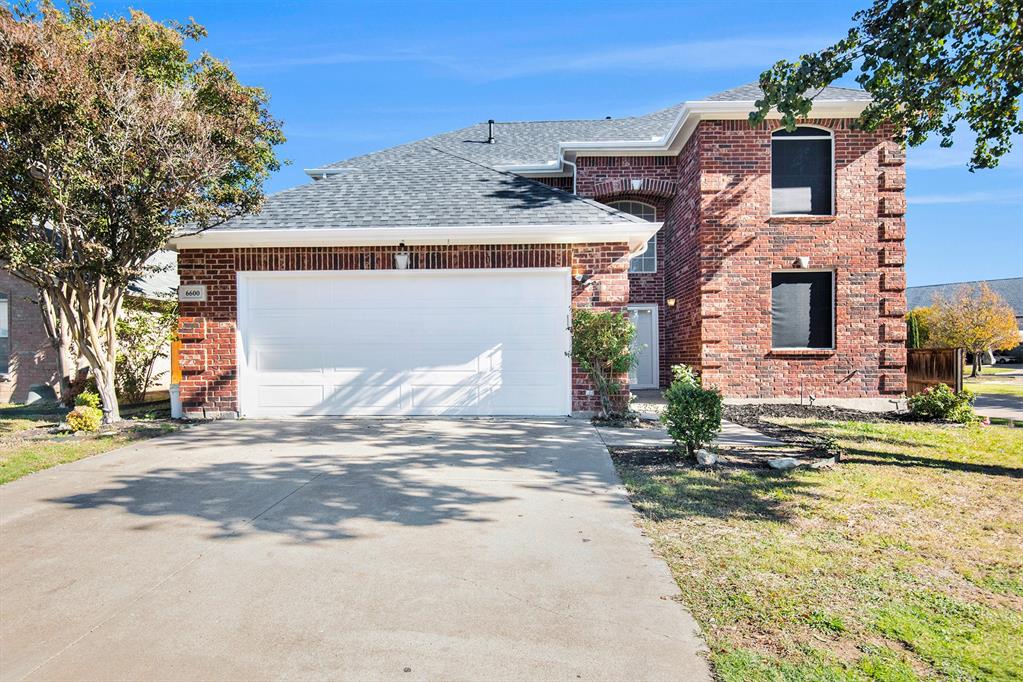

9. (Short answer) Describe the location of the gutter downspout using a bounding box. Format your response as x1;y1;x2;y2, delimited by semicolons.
561;157;577;195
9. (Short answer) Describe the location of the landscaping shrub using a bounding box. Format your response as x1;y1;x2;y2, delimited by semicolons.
571;308;636;417
908;384;977;423
74;390;101;409
669;363;701;389
66;405;103;432
661;364;722;457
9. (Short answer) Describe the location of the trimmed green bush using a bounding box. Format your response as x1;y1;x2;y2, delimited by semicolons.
74;390;101;408
571;308;636;417
661;366;722;457
908;384;977;423
66;405;103;432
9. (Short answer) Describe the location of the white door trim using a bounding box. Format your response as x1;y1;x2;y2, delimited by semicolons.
235;268;573;417
627;304;659;389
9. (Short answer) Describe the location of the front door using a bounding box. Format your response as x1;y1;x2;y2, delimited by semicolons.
628;305;658;388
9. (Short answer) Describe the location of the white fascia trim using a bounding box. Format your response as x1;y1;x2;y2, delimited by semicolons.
496;99;870;174
168;222;662;254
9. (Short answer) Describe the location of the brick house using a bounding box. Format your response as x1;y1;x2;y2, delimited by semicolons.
0;270;60;403
169;83;907;418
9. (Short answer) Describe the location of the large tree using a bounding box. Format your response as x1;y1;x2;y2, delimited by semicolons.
751;0;1022;170
0;1;284;421
927;283;1019;376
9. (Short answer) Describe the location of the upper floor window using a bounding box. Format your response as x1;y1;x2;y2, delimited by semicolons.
608;200;658;273
772;126;833;216
0;292;9;374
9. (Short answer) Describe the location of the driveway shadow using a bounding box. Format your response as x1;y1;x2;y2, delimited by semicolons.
48;419;612;544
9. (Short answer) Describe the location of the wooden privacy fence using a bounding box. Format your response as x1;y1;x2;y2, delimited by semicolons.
907;348;963;396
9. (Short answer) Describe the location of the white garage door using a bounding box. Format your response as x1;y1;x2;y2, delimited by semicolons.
237;269;571;417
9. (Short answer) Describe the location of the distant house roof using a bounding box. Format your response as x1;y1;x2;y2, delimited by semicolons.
702;82;873;102
906;277;1023;319
128;250;178;300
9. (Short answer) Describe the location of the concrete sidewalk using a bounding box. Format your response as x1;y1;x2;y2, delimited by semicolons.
596;420;783;449
1;418;711;682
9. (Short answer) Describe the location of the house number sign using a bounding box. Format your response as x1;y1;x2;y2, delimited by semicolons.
178;284;208;303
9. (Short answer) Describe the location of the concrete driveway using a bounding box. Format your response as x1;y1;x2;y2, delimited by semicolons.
1;419;709;681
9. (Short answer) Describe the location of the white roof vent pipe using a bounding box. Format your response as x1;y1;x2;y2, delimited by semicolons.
487;119;495;144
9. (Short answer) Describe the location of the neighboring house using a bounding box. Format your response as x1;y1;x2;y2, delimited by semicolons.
168;82;908;418
0;270;57;404
906;277;1023;358
0;251;178;403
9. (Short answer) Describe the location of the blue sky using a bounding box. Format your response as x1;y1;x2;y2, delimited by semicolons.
88;0;1023;286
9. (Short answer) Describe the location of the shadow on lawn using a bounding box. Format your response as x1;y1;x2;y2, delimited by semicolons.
840;446;1022;479
610;447;821;524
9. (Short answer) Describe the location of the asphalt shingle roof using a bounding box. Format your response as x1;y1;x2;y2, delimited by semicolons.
209;82;869;233
906;277;1023;318
217;146;644;230
326;104;684;171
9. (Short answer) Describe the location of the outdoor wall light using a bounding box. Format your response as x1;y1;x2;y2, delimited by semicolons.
394;242;410;270
666;298;677;307
796;256;810;269
574;273;594;286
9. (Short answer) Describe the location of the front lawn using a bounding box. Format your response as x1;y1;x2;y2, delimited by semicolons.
0;400;178;485
613;419;1023;681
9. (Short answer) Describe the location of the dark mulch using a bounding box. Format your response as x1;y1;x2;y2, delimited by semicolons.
723;403;904;426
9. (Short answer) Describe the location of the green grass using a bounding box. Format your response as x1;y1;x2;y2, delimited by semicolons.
1;401;176;484
613;420;1023;681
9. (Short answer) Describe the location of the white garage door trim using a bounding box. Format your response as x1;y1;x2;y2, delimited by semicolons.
236;268;572;417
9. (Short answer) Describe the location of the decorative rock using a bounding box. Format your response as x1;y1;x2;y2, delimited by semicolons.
767;457;802;470
695;449;717;466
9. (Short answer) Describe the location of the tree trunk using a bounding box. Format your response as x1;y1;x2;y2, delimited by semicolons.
49;278;125;423
6;252;131;424
93;358;121;423
972;352;981;377
38;288;79;403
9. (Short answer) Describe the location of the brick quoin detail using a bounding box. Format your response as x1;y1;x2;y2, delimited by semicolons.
695;118;906;399
177;243;630;417
575;119;906;400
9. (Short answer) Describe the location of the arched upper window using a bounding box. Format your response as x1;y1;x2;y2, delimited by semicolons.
608;200;658;273
771;126;833;216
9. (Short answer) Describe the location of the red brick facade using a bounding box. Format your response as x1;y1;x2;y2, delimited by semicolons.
177;116;907;416
176;243;630;417
0;270;58;403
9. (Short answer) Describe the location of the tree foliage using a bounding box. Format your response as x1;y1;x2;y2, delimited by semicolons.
927;283;1019;375
0;1;284;420
570;308;636;417
751;0;1023;170
905;307;933;348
